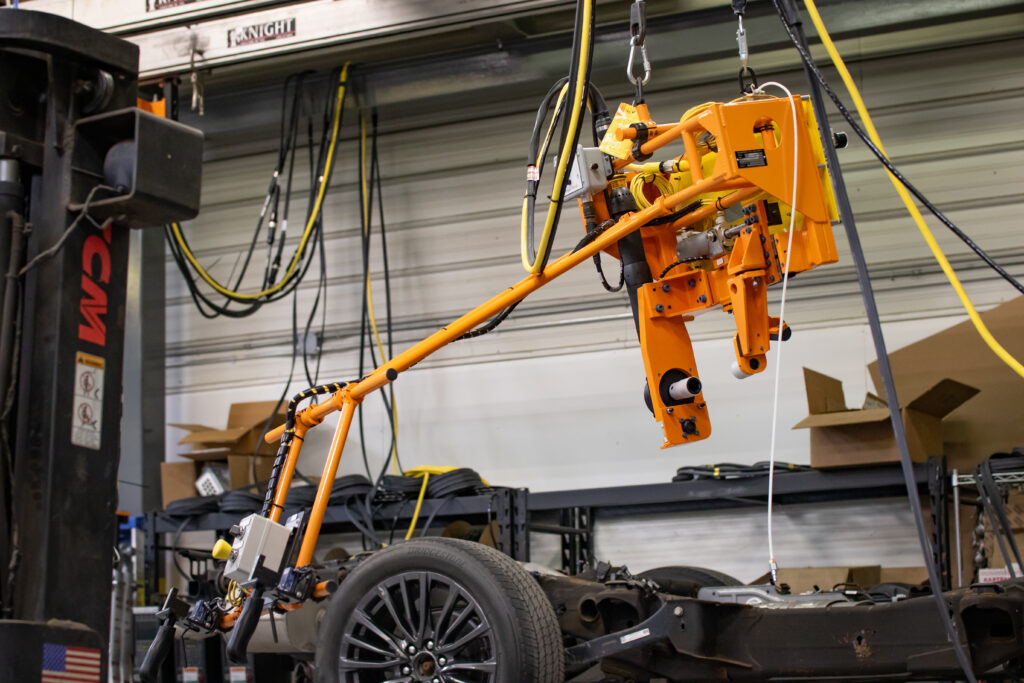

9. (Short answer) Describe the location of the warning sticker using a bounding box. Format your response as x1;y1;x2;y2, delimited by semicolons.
229;667;250;682
72;352;104;450
599;102;641;160
182;667;200;683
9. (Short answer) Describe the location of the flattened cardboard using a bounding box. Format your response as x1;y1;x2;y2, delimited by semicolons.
803;368;847;414
878;566;929;585
868;297;1024;471
169;400;287;458
161;460;200;508
794;367;978;468
227;454;275;490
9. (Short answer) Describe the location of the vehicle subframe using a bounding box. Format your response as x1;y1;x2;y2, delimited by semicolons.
538;574;1024;681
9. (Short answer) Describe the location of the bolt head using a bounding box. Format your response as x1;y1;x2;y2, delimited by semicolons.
655;303;664;312
673;606;684;616
407;644;416;654
426;640;434;650
438;656;447;666
662;283;671;292
688;279;696;287
402;666;411;675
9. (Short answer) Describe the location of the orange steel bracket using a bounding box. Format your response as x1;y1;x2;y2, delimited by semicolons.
637;288;710;448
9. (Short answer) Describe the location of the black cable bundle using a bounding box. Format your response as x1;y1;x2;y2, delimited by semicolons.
328;474;373;505
164;494;222;517
426;469;490;498
167;66;348;318
219;488;264;514
356;110;401;481
672;461;810;483
374;474;422;503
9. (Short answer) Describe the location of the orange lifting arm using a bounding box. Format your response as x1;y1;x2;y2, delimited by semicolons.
262;94;838;566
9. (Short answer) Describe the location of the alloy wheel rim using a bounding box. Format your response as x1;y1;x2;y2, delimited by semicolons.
338;570;498;682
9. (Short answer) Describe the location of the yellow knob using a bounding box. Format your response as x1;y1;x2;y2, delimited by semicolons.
212;538;232;561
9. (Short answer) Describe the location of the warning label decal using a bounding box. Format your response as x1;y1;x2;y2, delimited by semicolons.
72;352;104;450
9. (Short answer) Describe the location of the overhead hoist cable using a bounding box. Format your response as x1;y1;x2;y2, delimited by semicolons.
169;63;350;302
521;0;594;274
796;2;1024;380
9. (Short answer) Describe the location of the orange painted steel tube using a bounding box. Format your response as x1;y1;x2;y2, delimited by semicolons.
273;177;728;564
613;118;688;171
296;398;358;566
267;422;308;524
670;187;761;231
265;175;725;447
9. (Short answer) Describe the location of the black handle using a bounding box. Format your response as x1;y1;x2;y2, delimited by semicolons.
226;587;265;663
138;619;175;683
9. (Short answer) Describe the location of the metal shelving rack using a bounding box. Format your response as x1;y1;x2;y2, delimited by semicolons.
144;461;939;601
950;454;1024;586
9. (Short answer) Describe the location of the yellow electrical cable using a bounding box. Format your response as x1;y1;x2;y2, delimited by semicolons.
404;473;429;540
170;63;350;300
629;172;673;209
358;114;400;470
803;0;1024;379
521;0;593;274
535;85;570;167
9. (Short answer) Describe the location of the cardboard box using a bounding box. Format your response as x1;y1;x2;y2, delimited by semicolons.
878;566;930;585
161;461;201;508
751;566;881;593
1006;493;1024;530
170;400;287;460
983;530;1024;569
228;454;276;490
793;368;978;468
868;297;1024;472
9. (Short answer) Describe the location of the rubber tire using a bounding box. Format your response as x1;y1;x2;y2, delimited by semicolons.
638;566;743;598
314;537;563;683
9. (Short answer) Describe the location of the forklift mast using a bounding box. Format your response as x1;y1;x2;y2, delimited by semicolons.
0;9;201;680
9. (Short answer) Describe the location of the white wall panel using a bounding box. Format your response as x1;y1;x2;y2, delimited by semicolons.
163;15;1024;572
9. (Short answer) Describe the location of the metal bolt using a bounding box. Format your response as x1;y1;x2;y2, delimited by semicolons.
438;656;447;666
655;304;664;313
760;235;766;243
697;295;706;303
662;283;671;292
673;606;684;616
426;640;434;650
407;645;416;654
666;407;673;414
402;666;411;675
433;678;440;683
590;162;600;171
688;279;696;287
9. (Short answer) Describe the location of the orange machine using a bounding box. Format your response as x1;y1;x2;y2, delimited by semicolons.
149;93;840;664
260;93;838;574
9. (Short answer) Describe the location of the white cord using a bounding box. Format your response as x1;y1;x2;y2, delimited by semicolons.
755;81;799;584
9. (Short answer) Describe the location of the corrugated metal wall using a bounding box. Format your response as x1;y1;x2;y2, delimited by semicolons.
164;6;1024;580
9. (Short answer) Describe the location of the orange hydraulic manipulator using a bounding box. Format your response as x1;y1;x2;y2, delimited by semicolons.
257;94;839;573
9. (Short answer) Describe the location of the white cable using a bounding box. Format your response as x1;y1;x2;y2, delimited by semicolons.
755;81;799;584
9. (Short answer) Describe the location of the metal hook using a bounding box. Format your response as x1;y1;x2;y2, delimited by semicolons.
626;39;651;87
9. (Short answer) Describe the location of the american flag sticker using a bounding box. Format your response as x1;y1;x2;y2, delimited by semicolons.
41;643;101;683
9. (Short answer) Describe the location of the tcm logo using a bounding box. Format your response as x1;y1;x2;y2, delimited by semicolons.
227;18;296;48
79;226;112;347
